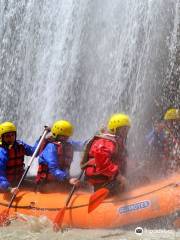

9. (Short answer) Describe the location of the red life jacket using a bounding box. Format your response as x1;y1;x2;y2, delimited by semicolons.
36;138;73;183
1;142;25;183
162;127;180;174
83;134;127;185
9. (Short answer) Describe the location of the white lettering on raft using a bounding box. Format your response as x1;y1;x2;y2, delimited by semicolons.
118;200;151;214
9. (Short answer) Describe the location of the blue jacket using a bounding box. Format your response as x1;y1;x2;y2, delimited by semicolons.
0;140;36;191
146;128;165;152
38;139;85;181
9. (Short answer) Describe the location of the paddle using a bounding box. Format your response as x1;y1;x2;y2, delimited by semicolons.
53;185;109;231
53;170;84;231
88;188;109;213
0;127;49;226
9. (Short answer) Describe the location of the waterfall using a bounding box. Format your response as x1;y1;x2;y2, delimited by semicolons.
0;0;179;175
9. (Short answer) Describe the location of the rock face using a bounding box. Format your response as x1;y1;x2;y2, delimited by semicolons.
163;10;180;109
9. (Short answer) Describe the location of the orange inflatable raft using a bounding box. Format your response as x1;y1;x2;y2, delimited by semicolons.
0;173;180;228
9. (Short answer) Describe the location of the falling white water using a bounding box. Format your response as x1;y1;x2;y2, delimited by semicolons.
0;0;179;238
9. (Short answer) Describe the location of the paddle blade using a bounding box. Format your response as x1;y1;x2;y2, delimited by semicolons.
0;209;10;226
88;188;109;213
53;207;66;232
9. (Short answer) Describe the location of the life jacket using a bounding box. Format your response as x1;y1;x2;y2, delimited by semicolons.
36;138;73;183
162;127;180;174
0;142;25;183
81;133;127;185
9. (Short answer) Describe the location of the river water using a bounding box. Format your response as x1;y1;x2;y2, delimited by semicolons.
0;216;180;240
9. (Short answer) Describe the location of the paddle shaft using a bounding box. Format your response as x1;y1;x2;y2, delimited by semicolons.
65;170;84;207
8;128;49;208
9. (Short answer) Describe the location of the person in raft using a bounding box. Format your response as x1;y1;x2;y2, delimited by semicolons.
81;113;130;195
35;120;85;186
146;108;180;175
0;122;37;194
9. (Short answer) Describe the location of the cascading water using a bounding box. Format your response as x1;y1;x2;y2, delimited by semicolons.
1;0;179;173
0;0;180;238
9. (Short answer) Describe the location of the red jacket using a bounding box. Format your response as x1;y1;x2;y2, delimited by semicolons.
85;134;127;185
161;127;180;174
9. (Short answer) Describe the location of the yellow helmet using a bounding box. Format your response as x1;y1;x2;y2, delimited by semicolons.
0;122;16;136
108;113;131;134
51;120;74;138
0;124;1;144
164;108;180;120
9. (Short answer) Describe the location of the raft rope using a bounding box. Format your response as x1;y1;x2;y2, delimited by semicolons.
0;200;87;211
0;182;179;212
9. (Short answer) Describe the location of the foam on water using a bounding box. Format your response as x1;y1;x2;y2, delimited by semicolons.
0;218;180;240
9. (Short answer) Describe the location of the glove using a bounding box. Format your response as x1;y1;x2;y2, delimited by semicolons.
69;178;80;186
